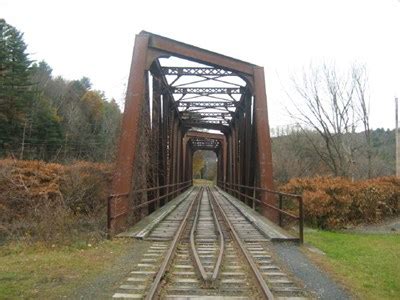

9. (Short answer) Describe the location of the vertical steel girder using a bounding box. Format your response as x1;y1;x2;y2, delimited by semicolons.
109;34;149;234
109;31;276;236
253;66;277;222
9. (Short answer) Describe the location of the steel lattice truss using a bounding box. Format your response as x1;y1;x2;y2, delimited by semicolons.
160;65;248;130
170;87;243;95
162;67;236;76
190;137;221;151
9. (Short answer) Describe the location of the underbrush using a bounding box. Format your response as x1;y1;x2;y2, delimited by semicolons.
281;176;400;229
0;159;113;245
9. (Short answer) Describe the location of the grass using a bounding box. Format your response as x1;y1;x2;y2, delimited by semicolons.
0;239;131;299
305;230;400;299
193;179;215;186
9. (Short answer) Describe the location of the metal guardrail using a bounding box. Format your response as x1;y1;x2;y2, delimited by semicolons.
217;181;304;243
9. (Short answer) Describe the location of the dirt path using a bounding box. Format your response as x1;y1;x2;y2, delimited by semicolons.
67;239;152;299
345;216;400;234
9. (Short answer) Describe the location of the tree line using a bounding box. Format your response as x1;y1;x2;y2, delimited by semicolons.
0;19;121;162
272;127;395;183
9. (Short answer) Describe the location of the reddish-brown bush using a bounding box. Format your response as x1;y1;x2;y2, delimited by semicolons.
0;159;113;244
280;177;400;229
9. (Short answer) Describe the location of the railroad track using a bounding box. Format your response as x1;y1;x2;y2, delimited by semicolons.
113;186;309;300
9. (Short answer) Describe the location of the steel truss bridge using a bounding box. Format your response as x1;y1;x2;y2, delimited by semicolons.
108;32;301;240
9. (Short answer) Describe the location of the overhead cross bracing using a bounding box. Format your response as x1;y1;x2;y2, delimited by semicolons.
189;137;221;151
162;67;236;76
184;130;225;152
159;62;248;132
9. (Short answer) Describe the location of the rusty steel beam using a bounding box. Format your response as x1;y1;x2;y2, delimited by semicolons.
183;122;229;133
172;116;179;196
188;145;193;182
178;101;237;108
222;137;227;182
182;135;188;182
177;127;182;187
228;131;233;183
191;145;221;151
109;34;150;235
171;87;243;95
183;119;230;126
217;148;222;182
152;72;161;210
238;111;245;201
145;31;255;75
162;67;237;77
184;119;227;124
185;131;225;141
232;124;238;198
182;112;232;118
244;94;254;205
190;139;221;146
253;66;277;222
188;138;221;151
192;147;219;152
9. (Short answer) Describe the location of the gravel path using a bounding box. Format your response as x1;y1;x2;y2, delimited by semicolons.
269;242;350;300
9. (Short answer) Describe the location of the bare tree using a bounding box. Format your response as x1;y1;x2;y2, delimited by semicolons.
353;66;372;178
288;64;369;177
272;125;328;182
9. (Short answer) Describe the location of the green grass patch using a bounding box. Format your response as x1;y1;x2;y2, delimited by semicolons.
306;230;400;299
0;239;131;299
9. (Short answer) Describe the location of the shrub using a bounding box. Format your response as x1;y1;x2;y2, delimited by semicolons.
0;159;113;245
280;176;400;229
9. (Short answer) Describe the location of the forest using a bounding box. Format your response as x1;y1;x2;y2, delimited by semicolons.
0;19;121;163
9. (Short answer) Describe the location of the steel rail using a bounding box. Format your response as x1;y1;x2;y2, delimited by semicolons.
189;188;209;282
209;187;275;300
145;187;203;300
207;187;225;282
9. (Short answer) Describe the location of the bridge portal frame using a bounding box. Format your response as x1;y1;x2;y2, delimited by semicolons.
108;32;275;235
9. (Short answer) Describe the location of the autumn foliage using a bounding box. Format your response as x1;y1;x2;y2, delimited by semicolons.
0;159;113;244
280;176;400;229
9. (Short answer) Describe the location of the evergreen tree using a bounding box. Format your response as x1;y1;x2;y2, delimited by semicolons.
0;19;33;156
29;61;63;160
0;20;121;162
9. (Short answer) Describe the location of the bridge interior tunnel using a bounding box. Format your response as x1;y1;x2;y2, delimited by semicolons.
186;136;220;183
191;150;217;181
108;32;275;235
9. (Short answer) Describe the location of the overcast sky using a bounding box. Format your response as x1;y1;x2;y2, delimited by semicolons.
1;0;400;129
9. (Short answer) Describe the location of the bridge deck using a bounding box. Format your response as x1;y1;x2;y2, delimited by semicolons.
117;186;296;242
113;186;309;299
